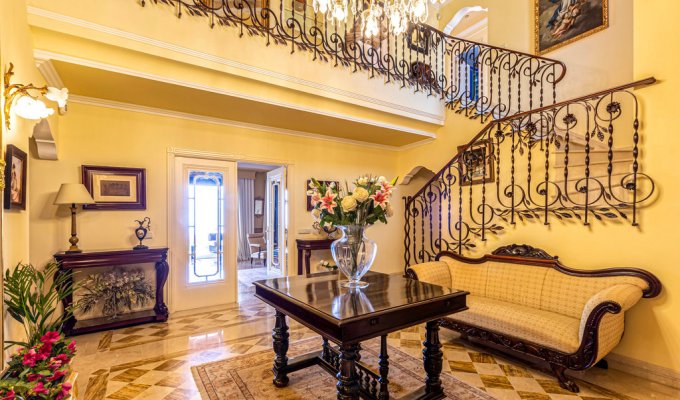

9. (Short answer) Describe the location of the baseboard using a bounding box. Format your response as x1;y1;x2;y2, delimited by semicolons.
606;353;680;390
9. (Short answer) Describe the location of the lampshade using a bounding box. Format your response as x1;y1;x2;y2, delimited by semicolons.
54;183;95;205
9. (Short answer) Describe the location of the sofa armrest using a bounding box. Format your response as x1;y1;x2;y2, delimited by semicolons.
578;284;643;362
405;261;452;288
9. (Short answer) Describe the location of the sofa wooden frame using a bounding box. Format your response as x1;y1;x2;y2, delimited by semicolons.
405;244;662;392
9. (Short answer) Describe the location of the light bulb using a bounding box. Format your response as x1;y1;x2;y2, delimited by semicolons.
13;96;54;121
364;14;380;37
412;0;425;19
332;5;346;21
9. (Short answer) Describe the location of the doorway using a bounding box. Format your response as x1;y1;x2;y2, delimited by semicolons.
170;157;238;311
236;162;287;299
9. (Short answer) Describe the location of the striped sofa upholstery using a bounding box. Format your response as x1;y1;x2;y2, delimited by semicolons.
405;244;661;393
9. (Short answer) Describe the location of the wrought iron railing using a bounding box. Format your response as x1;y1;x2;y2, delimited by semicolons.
403;78;657;267
139;0;566;121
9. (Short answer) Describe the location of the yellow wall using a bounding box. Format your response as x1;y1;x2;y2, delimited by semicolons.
398;0;680;374
29;102;405;283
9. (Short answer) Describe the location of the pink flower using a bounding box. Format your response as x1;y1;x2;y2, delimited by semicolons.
48;370;66;382
40;331;61;345
49;358;63;370
310;191;321;207
22;349;38;367
54;353;69;363
67;340;76;353
31;382;49;395
39;342;53;357
56;382;72;400
27;373;42;382
380;180;394;194
370;190;389;209
320;189;337;214
1;390;15;400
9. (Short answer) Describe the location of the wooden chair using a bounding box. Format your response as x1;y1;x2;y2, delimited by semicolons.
247;233;267;265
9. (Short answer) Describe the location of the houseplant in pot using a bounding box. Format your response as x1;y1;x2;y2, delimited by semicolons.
1;262;78;399
308;175;397;288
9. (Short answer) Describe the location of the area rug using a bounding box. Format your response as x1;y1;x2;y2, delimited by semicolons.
192;336;495;399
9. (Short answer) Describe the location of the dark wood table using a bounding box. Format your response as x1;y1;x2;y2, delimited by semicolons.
296;238;334;275
254;271;468;400
54;248;169;336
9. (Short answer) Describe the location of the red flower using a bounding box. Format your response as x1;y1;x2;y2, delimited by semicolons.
370;190;389;209
27;373;42;382
54;354;69;363
56;382;72;400
22;349;38;367
48;370;66;382
40;331;61;345
67;340;76;353
39;342;53;357
31;382;49;395
1;390;15;400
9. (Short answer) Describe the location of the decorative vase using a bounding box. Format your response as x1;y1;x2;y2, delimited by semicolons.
331;225;377;288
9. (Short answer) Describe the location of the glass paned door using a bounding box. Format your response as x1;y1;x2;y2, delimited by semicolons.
266;167;287;275
171;157;237;311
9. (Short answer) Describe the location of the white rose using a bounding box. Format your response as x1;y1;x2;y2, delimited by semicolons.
378;176;387;183
385;203;394;217
352;187;369;202
357;176;369;186
341;196;358;212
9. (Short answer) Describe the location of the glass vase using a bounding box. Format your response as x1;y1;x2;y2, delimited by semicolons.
331;225;377;288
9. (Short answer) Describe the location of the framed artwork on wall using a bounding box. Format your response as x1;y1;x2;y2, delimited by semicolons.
82;165;147;210
254;197;264;217
406;24;430;54
306;179;339;211
535;0;609;55
457;140;494;186
4;145;27;210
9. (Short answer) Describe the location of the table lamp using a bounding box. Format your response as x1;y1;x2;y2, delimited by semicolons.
54;183;95;253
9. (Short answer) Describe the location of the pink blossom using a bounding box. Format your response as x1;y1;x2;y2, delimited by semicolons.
31;382;49;395
56;382;72;400
48;370;66;382
22;349;38;367
370;190;389;209
49;358;63;370
27;373;42;382
310;191;321;207
40;331;61;345
380;180;394;194
39;342;53;357
320;189;337;214
67;340;77;353
1;390;15;400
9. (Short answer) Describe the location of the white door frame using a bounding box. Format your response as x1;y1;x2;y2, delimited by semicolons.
167;148;294;309
265;166;288;275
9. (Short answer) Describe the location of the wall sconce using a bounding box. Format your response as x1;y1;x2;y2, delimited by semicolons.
3;63;69;131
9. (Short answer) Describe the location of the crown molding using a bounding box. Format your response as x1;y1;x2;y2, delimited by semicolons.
34;58;64;88
68;94;435;151
27;6;445;125
34;49;437;144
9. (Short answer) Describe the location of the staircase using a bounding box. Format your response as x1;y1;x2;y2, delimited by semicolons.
403;78;657;267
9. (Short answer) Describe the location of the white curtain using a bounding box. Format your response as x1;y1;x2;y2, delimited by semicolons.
237;178;255;261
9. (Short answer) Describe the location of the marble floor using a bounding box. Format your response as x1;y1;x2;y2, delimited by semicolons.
71;287;679;400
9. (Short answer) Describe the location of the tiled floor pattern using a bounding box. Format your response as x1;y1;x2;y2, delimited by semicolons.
72;297;679;400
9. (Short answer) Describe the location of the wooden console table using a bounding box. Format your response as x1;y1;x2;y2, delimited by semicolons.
296;238;334;275
54;248;169;336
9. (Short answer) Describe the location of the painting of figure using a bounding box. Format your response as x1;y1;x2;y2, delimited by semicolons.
535;0;608;55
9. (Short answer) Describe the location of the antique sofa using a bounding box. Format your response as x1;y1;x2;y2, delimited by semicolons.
405;244;661;392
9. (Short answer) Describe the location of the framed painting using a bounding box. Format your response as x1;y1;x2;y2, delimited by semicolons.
82;165;147;210
457;140;494;186
4;145;27;210
254;197;264;217
535;0;608;55
407;24;430;54
306;179;339;211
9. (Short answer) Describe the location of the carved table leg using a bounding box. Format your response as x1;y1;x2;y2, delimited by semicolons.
154;257;170;321
549;363;580;393
378;335;390;400
304;249;312;275
336;343;360;400
272;310;290;387
423;320;444;397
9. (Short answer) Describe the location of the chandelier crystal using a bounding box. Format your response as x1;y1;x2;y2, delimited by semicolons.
313;0;436;38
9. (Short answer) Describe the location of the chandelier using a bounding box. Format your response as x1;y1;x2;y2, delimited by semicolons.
313;0;437;37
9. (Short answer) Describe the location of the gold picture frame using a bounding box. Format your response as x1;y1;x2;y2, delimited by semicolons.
534;0;609;56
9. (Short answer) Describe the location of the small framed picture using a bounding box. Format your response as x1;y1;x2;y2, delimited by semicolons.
82;165;146;210
407;24;430;54
254;197;264;217
306;179;339;211
4;145;27;210
457;140;494;186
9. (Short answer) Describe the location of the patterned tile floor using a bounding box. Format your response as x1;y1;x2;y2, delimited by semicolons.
71;286;678;400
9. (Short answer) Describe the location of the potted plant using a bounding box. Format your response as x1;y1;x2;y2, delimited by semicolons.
2;263;79;399
308;175;397;288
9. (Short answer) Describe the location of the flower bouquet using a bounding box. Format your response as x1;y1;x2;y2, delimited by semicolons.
0;332;76;399
308;175;397;288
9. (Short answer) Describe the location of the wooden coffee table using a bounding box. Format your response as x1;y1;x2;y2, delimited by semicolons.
254;271;468;400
